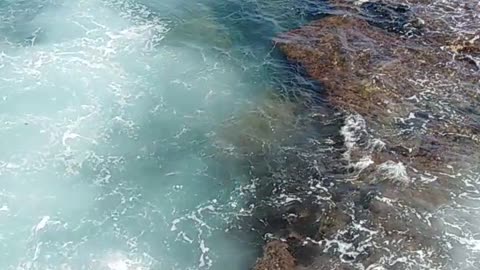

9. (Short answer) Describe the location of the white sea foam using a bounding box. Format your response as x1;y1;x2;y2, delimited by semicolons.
340;114;388;177
33;216;50;233
340;114;367;162
376;161;410;184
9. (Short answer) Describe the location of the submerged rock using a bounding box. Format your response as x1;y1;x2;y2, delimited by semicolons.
273;2;480;269
163;7;233;49
277;14;480;188
328;0;424;34
329;0;480;54
360;1;422;35
217;92;299;156
214;2;479;269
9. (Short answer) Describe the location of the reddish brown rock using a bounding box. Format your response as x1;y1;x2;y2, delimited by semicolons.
328;0;480;63
277;15;480;192
274;9;480;269
254;241;296;270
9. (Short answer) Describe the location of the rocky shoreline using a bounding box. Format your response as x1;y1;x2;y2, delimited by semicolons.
252;0;480;269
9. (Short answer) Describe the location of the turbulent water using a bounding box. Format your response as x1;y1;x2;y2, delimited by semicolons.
0;0;479;269
0;0;279;268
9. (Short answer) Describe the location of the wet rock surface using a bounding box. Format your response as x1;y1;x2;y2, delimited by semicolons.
277;14;480;187
245;0;480;269
254;241;296;270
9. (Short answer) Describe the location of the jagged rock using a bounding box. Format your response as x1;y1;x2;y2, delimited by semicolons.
276;15;480;189
274;7;480;269
254;241;296;270
359;1;422;35
239;2;478;270
215;92;299;157
329;0;480;58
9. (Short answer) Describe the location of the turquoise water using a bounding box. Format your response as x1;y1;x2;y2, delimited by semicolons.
0;0;318;269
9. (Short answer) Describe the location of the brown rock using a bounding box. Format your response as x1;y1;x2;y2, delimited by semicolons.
328;0;480;64
317;207;351;239
272;10;480;268
254;241;296;270
277;15;480;189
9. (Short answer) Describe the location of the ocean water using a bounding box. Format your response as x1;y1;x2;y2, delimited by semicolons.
0;0;309;269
